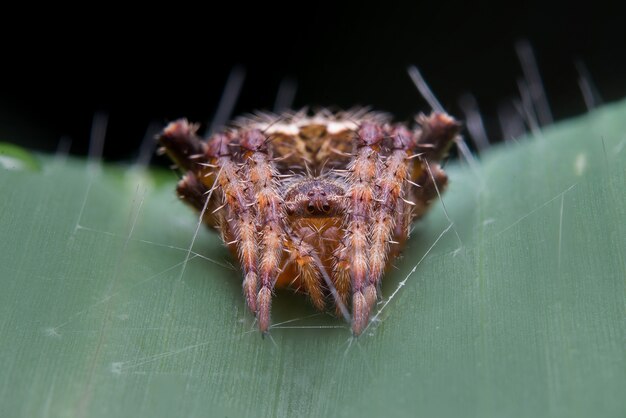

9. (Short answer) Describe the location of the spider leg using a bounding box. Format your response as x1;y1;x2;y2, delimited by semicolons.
388;197;410;262
159;121;260;313
414;112;461;161
284;230;326;311
158;119;209;172
367;127;414;312
344;123;385;335
331;237;351;317
412;160;449;219
240;130;288;334
361;114;459;333
411;112;461;218
206;133;260;315
176;172;229;228
176;171;209;212
159;120;223;227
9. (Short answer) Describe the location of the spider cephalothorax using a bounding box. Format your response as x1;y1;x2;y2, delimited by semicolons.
158;108;460;336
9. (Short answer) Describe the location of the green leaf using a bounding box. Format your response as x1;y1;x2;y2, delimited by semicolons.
0;142;40;171
1;101;625;418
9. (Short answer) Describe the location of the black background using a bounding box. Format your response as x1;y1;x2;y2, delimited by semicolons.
2;2;625;162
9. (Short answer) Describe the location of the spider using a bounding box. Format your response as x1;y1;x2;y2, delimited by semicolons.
157;108;460;336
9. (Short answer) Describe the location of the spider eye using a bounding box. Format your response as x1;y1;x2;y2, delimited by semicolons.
322;204;331;212
307;204;315;213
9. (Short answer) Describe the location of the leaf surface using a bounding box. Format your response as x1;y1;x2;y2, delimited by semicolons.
1;101;625;417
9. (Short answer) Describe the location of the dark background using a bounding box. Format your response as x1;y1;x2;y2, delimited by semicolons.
2;2;625;162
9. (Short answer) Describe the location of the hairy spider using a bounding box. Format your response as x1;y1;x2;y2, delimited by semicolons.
158;108;460;336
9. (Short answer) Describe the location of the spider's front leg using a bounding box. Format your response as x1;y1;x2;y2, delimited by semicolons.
160;121;261;316
365;115;460;320
240;130;288;334
205;132;261;316
344;113;460;336
366;126;414;314
344;123;385;335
